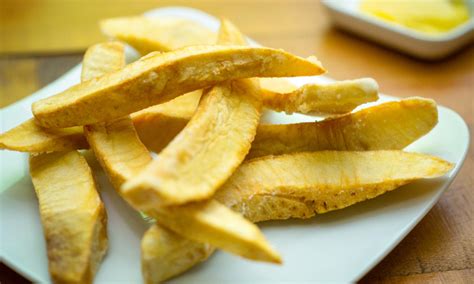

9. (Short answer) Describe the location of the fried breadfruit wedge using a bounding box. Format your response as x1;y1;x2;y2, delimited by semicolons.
123;81;262;205
262;78;378;114
142;150;453;282
81;42;280;265
100;16;216;54
101;15;378;114
141;224;215;284
248;97;438;159
215;151;453;222
30;151;107;284
32;45;325;128
122;18;263;205
0;90;201;154
0;119;86;153
144;199;281;264
1;97;437;156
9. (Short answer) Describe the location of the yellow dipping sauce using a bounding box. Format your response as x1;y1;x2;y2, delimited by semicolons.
360;0;471;35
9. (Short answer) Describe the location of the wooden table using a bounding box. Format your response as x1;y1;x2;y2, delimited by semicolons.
1;1;472;283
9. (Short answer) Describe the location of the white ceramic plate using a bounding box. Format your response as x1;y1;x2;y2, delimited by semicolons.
322;0;474;60
0;7;470;283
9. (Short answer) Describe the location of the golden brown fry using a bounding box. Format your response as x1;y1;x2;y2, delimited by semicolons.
215;151;453;222
81;42;280;264
145;199;281;264
248;97;438;159
81;42;125;81
32;45;325;128
100;16;216;54
124;80;262;205
0;119;86;153
1;97;437;156
262;78;379;114
101;16;378;115
100;15;302;107
30;151;107;284
141;224;215;283
0;91;200;154
217;17;248;45
123;19;263;205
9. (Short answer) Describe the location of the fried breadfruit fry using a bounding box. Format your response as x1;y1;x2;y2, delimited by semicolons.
101;15;378;115
145;199;281;264
32;45;325;128
100;16;216;54
217;17;247;45
142;150;453;282
80;42;125;81
262;78;379;114
1;97;437;156
30;151;107;284
81;41;280;265
123;18;263;205
215;151;453;222
248;97;438;159
0;119;86;153
0;91;201;154
124;80;262;205
141;224;215;284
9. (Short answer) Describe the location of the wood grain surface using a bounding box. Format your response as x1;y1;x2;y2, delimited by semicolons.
0;1;472;283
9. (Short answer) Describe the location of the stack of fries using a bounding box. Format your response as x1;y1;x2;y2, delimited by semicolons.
0;16;453;284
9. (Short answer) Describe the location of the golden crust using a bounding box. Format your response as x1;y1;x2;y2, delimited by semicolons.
262;78;379;114
215;151;454;222
32;45;325;128
248;97;438;158
30;151;107;284
0;119;86;153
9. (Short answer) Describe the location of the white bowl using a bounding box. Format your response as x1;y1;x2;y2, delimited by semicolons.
322;0;474;60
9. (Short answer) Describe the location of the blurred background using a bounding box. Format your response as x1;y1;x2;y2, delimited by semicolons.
1;0;473;283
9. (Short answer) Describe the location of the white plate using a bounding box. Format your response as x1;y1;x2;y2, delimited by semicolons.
0;6;470;283
322;0;474;60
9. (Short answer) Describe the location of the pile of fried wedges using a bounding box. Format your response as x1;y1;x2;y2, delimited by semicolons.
0;16;453;284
